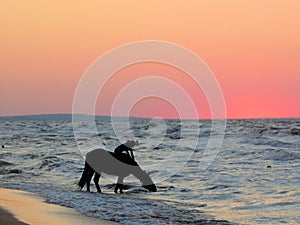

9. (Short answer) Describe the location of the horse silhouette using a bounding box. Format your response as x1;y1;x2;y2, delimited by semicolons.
78;148;157;193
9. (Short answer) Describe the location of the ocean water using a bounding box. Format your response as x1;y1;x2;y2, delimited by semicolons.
0;116;299;225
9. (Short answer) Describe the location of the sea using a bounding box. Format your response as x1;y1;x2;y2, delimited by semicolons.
0;115;299;225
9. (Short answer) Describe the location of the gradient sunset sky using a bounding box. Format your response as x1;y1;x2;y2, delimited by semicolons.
1;1;299;119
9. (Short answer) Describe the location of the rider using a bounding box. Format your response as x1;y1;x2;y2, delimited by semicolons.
114;140;139;193
114;140;138;161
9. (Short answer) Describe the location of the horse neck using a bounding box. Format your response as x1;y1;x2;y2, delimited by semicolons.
131;166;153;186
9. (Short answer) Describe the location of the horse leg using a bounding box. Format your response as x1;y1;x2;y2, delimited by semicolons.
86;170;94;192
86;178;91;192
114;183;119;194
93;172;102;193
78;161;92;190
114;176;124;194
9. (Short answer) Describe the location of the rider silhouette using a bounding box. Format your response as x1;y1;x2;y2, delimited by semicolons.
114;140;138;161
114;140;139;193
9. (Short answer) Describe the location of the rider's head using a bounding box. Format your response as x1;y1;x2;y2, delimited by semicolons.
125;140;139;148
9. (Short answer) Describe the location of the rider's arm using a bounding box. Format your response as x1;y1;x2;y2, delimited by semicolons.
129;150;135;160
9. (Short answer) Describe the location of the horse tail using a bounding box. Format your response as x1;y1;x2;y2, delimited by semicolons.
78;161;93;190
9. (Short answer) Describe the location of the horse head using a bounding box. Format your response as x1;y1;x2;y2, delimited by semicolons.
143;183;157;192
132;168;157;192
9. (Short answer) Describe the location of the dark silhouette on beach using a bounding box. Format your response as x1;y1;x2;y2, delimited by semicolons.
114;140;138;163
78;148;156;193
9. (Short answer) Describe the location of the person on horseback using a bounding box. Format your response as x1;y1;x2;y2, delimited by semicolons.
114;140;138;161
113;140;139;193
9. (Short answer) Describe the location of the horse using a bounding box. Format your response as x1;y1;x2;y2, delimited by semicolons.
78;148;157;193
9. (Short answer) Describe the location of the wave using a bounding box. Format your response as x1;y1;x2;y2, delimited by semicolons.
38;155;65;170
290;127;300;135
0;160;12;167
263;148;300;161
206;185;230;190
0;160;22;175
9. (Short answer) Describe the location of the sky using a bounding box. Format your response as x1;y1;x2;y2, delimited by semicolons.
1;0;299;119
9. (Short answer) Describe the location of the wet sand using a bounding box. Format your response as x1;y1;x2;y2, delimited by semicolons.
0;207;28;225
0;188;119;225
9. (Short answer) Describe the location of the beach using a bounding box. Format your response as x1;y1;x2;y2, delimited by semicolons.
0;188;119;225
0;207;28;225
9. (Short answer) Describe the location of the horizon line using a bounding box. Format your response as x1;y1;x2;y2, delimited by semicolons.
0;113;299;121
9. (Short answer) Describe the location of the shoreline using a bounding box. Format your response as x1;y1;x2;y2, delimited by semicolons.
0;207;28;225
0;188;119;225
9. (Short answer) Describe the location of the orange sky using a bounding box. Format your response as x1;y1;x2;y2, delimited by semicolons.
1;0;299;119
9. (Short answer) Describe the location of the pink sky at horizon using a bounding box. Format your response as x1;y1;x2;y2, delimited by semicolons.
1;1;299;119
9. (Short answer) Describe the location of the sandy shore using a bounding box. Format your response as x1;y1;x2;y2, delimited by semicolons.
0;188;119;225
0;207;28;225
